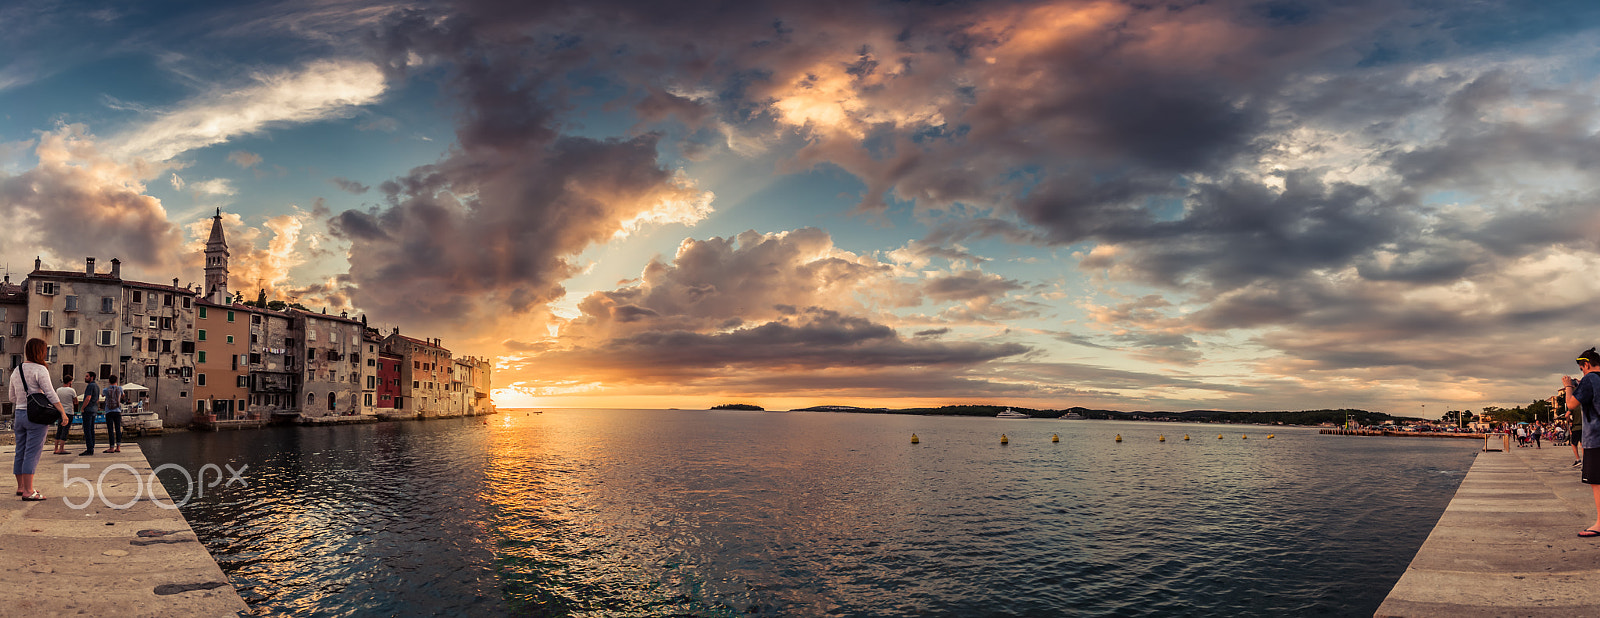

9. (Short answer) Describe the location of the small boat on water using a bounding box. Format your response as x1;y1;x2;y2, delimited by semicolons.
996;409;1030;419
1059;412;1084;420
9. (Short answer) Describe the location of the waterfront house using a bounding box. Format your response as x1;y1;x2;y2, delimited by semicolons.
242;305;299;418
376;349;402;411
121;278;200;426
381;330;453;418
360;329;381;415
26;257;133;411
292;308;365;419
194;299;250;421
0;275;28;416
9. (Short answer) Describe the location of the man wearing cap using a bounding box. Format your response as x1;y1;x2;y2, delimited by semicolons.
1565;348;1600;537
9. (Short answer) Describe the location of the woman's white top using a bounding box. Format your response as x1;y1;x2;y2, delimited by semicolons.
8;362;63;409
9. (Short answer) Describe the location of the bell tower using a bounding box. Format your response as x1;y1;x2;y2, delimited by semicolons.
204;208;230;304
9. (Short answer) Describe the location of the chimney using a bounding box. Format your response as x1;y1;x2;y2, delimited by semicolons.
33;256;41;272
173;278;179;288
110;258;121;279
85;257;95;274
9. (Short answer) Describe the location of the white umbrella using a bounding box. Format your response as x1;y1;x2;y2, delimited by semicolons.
121;383;149;391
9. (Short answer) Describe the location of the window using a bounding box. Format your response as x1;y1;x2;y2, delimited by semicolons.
307;329;317;341
364;393;373;406
395;397;403;409
148;337;158;352
9;323;21;337
198;351;206;363
414;361;420;369
131;290;142;304
179;391;187;398
180;366;192;378
308;349;316;360
39;310;52;328
230;354;236;370
367;358;375;367
250;334;258;344
60;329;79;346
160;317;174;330
180;340;194;354
183;297;191;309
96;330;115;346
251;315;261;325
36;282;56;295
236;375;247;388
64;295;79;311
11;355;21;370
366;375;376;388
199;307;208;319
163;294;173;307
249;353;261;364
99;364;110;380
198;329;207;341
161;339;172;353
413;380;419;388
148;316;158;329
285;338;295;348
227;311;235;322
307;393;316;405
145;365;158;377
101;297;115;313
62;364;74;382
330;331;338;343
133;338;142;352
226;335;234;344
197;373;206;386
328;392;336;411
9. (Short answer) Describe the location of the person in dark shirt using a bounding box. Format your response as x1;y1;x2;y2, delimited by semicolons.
79;371;100;456
1566;348;1600;537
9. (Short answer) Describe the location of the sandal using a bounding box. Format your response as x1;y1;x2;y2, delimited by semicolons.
20;491;45;501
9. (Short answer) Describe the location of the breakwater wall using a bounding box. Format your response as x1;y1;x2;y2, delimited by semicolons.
1321;429;1490;440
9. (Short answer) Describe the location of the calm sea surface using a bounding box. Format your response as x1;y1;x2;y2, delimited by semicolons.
136;409;1480;617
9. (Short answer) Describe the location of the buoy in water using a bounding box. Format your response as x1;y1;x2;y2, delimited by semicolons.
1242;435;1248;440
1159;435;1166;442
1001;434;1009;445
1184;434;1190;441
1267;434;1275;439
1217;434;1223;439
911;433;919;444
1115;434;1122;442
1052;433;1060;443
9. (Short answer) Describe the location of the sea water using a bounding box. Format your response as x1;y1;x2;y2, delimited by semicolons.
137;409;1478;617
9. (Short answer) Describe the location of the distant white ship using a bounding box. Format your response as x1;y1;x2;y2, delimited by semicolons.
1059;412;1084;420
996;409;1030;419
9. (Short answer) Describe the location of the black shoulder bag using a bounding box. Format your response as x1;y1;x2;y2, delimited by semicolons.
20;367;59;425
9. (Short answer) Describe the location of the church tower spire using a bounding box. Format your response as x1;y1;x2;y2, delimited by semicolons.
204;208;230;304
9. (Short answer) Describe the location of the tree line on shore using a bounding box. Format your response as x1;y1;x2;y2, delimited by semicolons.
779;405;1412;425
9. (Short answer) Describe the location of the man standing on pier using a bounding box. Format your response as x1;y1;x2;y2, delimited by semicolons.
78;371;100;456
1565;348;1600;537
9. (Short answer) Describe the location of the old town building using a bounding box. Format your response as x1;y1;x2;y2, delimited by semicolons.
194;299;250;421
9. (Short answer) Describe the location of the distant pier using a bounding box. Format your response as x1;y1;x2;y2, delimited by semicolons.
1376;442;1600;616
1322;429;1489;440
0;444;248;616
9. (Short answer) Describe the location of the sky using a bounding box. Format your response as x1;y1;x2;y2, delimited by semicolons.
4;0;1600;416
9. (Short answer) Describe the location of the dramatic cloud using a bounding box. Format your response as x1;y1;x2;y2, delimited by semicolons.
184;208;319;299
509;228;1028;398
109;59;385;163
0;125;185;272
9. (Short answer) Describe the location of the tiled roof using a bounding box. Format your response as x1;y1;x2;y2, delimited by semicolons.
124;280;199;294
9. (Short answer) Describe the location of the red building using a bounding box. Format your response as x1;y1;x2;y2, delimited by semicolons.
376;351;403;410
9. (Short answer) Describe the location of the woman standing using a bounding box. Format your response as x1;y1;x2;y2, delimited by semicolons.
8;338;69;500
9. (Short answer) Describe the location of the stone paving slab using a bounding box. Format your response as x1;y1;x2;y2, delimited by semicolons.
0;444;247;617
1377;445;1600;617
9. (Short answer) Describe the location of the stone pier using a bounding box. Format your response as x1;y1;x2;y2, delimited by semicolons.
1377;441;1600;616
0;443;247;617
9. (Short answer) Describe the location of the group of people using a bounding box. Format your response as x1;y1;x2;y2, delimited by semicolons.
7;337;127;501
1513;423;1567;448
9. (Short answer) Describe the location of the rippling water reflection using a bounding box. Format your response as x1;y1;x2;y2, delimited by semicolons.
138;410;1478;616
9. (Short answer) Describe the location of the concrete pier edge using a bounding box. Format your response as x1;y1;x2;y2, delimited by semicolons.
1377;442;1600;617
0;443;247;617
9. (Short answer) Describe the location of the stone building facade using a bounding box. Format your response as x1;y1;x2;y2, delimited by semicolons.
121;278;200;426
295;310;365;418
